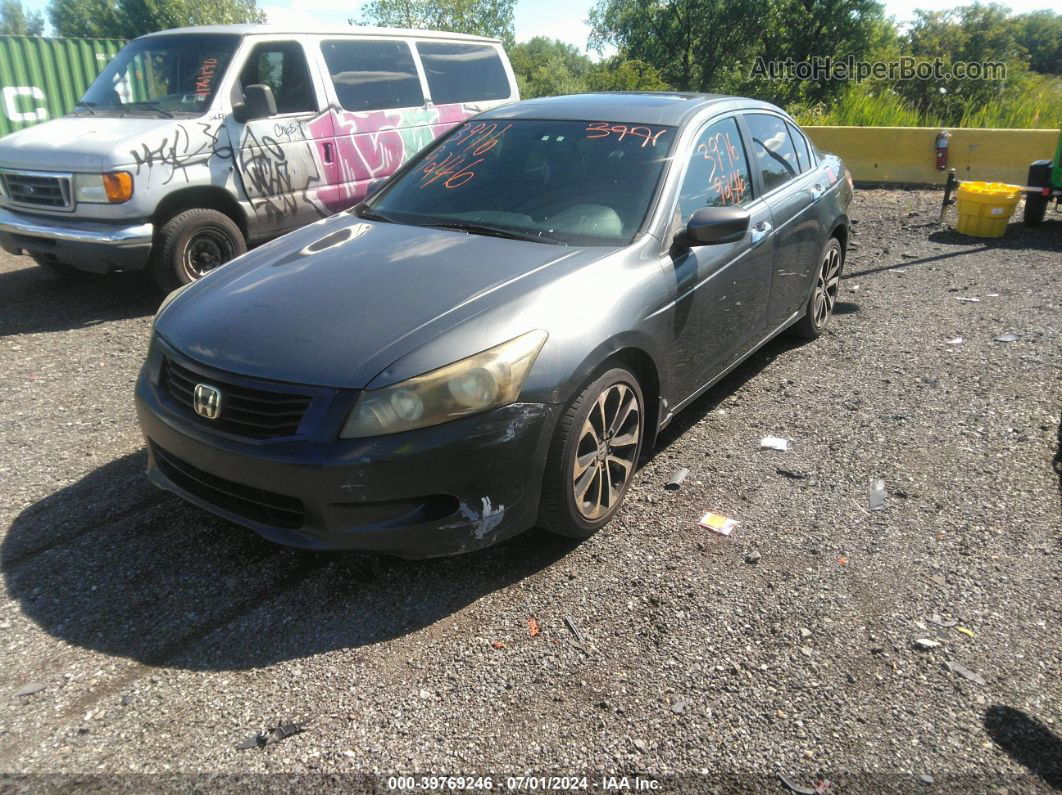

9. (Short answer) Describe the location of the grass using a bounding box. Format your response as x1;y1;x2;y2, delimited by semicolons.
792;76;1062;129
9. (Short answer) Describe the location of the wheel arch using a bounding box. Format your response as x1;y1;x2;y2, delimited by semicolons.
153;186;249;240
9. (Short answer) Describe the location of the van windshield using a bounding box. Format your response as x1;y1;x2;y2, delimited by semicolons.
363;118;676;247
77;34;240;117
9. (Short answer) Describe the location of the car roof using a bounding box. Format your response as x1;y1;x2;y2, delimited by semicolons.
479;92;788;127
137;23;500;44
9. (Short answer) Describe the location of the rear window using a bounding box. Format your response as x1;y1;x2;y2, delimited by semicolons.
416;42;510;105
321;39;424;112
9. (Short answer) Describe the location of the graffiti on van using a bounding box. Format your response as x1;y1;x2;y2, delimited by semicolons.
123;101;479;227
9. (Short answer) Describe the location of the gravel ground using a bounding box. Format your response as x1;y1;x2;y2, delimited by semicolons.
0;189;1059;792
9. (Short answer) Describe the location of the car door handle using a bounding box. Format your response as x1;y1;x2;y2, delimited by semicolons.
750;221;773;246
322;142;334;164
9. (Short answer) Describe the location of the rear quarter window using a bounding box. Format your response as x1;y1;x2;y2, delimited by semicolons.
786;121;814;172
416;42;510;105
321;39;424;111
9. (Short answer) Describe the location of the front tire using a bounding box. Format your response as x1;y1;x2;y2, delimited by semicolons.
1023;193;1048;226
539;367;644;539
791;237;843;340
150;208;245;293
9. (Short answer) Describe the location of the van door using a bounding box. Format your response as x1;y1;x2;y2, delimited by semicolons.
316;37;431;210
229;39;331;235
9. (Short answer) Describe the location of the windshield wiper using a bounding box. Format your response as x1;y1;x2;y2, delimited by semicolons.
73;101;96;115
356;207;394;223
122;101;175;118
425;221;562;245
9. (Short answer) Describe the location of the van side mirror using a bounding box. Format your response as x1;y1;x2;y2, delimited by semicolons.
232;84;277;123
364;178;387;199
681;206;750;246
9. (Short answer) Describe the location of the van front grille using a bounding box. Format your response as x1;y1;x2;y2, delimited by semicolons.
0;171;72;210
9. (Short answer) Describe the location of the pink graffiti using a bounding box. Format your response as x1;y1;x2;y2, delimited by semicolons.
308;104;477;212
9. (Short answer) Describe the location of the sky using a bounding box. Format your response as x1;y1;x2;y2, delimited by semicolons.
19;0;1060;51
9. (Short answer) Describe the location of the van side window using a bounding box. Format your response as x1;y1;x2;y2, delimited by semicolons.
415;42;509;105
321;40;424;112
743;113;801;192
239;41;317;115
786;121;813;172
676;116;753;224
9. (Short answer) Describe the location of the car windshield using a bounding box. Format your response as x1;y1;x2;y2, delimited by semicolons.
77;34;240;117
364;119;677;246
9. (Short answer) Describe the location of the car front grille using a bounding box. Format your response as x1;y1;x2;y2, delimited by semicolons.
160;356;314;439
153;443;305;529
0;171;72;210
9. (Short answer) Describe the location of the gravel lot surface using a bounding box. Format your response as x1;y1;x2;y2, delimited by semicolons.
0;189;1059;792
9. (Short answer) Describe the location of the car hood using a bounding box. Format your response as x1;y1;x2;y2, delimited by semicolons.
156;214;606;389
0;116;190;171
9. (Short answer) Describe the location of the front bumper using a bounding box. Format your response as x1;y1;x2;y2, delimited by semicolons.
134;353;558;558
0;207;153;273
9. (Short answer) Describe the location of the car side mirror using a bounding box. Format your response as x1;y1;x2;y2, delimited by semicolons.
232;84;277;123
681;206;750;246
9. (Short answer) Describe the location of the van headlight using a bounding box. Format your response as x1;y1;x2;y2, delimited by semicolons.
74;172;133;203
340;330;547;438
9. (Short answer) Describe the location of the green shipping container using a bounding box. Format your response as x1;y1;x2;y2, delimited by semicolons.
0;35;125;137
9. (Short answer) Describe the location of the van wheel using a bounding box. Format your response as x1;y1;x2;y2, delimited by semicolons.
1023;193;1048;226
151;208;245;293
31;255;88;280
539;367;644;539
791;237;843;340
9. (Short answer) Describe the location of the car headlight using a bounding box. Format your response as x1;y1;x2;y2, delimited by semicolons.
340;330;548;438
74;172;133;203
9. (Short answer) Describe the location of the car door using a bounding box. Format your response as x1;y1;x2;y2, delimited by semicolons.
666;114;775;402
229;39;331;234
741;113;824;324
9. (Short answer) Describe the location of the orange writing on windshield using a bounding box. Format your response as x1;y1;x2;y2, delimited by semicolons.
420;122;512;190
586;123;668;147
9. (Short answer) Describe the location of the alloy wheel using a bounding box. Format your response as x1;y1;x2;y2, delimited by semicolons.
813;245;841;328
571;382;641;520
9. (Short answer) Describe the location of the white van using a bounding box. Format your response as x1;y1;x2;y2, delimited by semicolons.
0;24;518;290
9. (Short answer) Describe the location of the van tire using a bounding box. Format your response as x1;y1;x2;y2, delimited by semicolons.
31;255;89;280
151;208;245;293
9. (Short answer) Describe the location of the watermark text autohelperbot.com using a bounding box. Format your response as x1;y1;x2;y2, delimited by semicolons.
750;56;1007;82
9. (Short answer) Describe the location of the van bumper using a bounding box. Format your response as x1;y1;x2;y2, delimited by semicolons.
0;207;152;273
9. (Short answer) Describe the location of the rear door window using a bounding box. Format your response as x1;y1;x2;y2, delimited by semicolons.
321;39;424;112
239;41;317;115
415;42;510;104
676;116;753;224
743;113;801;193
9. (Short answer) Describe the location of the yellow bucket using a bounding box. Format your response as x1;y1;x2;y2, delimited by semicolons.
954;181;1023;238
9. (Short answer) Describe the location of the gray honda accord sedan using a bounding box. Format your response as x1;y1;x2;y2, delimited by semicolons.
135;92;853;557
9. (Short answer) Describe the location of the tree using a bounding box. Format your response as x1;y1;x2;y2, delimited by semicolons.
47;0;264;39
1;0;45;35
585;56;667;92
1014;9;1062;75
509;37;591;98
359;0;516;45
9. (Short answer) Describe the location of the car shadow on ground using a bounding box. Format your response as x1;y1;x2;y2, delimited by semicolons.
0;264;160;337
984;705;1062;789
1;450;580;671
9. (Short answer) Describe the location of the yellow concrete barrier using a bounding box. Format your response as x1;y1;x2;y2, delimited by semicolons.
803;126;1060;186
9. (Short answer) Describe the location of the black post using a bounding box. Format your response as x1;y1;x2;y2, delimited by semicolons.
939;169;958;224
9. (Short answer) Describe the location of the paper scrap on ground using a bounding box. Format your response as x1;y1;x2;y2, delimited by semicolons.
699;512;738;536
869;478;887;511
946;337;964;345
994;332;1020;343
955;296;980;303
760;436;789;452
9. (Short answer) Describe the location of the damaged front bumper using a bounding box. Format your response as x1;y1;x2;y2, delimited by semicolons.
134;361;558;558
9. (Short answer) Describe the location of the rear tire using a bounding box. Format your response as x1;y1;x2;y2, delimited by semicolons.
31;255;89;280
150;208;245;293
791;237;843;340
1023;193;1048;227
539;367;644;539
